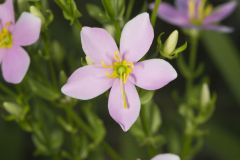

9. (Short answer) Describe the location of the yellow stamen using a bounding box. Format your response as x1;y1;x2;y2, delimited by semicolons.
101;61;113;68
114;51;120;62
0;22;12;48
204;4;213;17
120;74;128;109
189;0;213;25
101;50;134;109
188;0;195;19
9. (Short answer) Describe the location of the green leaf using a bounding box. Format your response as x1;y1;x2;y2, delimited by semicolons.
139;90;155;105
28;78;60;101
130;102;162;146
82;107;106;149
207;125;240;160
201;32;240;104
101;0;115;20
55;0;81;24
173;42;188;55
101;0;125;20
86;4;109;24
2;102;29;122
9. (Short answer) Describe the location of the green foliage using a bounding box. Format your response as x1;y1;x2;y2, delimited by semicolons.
157;32;188;60
54;0;81;25
131;90;164;154
202;32;240;104
0;0;238;160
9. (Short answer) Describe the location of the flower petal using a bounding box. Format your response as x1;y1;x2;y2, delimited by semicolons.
61;65;113;100
0;0;14;24
80;27;118;65
202;25;233;33
108;80;140;132
0;49;6;63
151;154;180;160
150;2;189;27
132;59;177;90
120;13;154;62
2;47;30;84
204;1;237;24
13;12;41;46
175;0;189;14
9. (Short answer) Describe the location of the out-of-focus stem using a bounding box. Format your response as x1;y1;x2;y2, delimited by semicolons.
181;133;193;160
186;31;199;95
140;105;149;136
103;142;122;160
125;0;136;20
151;0;161;27
181;30;199;160
43;32;58;88
66;106;122;160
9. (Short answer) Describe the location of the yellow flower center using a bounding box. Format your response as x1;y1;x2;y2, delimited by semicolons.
0;22;12;48
102;51;134;109
188;0;213;25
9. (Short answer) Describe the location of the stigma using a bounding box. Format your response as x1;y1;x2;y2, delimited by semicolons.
101;51;134;84
0;22;12;48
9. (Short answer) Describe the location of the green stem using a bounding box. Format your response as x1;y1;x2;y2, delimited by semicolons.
43;32;58;88
103;142;122;160
140;104;157;158
66;106;123;160
181;133;193;160
140;105;149;136
150;0;161;27
114;20;121;44
181;30;200;160
66;107;95;139
0;82;16;97
125;0;136;20
186;30;199;96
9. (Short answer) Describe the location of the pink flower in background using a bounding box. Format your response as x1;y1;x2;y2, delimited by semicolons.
151;154;180;160
150;0;237;32
61;13;177;131
0;0;41;84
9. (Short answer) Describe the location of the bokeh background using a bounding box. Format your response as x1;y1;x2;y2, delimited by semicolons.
0;0;239;160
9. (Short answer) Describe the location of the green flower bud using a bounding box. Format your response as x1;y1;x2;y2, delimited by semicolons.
158;30;187;60
163;30;179;54
201;83;210;107
30;6;45;25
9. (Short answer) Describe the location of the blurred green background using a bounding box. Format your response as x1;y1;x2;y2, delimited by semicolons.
0;0;239;160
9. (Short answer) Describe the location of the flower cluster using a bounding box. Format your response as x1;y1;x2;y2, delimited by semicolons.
0;0;236;133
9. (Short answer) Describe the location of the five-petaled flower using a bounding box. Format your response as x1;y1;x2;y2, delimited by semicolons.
0;0;41;84
151;154;180;160
61;13;177;132
150;0;237;32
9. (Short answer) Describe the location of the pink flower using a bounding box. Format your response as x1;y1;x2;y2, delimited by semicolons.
150;0;237;32
61;13;177;131
0;0;41;84
151;154;180;160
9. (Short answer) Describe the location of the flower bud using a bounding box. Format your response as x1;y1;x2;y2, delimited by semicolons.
201;83;210;107
86;56;94;65
163;30;179;54
158;30;187;60
30;6;45;25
